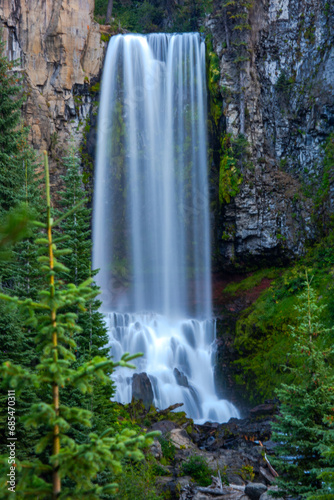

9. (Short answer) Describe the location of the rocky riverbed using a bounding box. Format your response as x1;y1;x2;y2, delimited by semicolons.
142;402;284;500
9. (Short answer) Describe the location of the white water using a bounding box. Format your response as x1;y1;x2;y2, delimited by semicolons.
93;33;239;423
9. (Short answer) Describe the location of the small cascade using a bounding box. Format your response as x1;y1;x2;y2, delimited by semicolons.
106;313;239;424
93;32;239;423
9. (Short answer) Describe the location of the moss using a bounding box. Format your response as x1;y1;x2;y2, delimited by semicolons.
89;82;100;94
219;134;244;204
223;268;279;295
100;32;110;43
231;233;334;403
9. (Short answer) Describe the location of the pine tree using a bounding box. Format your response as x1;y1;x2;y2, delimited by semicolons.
0;35;26;215
0;31;43;458
0;152;158;498
56;145;116;436
272;273;334;497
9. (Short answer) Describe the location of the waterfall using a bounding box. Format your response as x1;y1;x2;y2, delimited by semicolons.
93;33;239;423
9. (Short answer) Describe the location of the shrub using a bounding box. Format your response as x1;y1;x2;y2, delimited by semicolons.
181;456;213;486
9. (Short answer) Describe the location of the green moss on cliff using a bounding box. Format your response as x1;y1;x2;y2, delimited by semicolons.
230;234;334;403
223;268;279;295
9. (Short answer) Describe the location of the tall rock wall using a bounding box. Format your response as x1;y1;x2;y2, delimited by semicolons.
0;0;106;188
207;0;334;267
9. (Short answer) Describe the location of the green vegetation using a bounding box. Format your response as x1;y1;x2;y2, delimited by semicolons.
227;229;334;403
239;464;254;482
94;0;212;33
159;436;176;463
313;133;334;235
223;268;279;295
110;458;164;500
219;134;245;204
181;456;213;486
272;275;334;498
0;154;158;497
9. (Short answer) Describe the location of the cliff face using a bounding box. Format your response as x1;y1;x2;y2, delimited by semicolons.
0;0;105;186
207;0;334;267
1;1;333;264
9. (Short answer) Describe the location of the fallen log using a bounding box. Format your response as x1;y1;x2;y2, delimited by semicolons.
197;484;245;495
156;403;184;415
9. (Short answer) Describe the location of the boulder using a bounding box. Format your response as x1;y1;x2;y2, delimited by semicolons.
249;404;276;418
132;372;154;409
245;483;267;500
170;428;196;449
150;419;179;435
150;438;162;459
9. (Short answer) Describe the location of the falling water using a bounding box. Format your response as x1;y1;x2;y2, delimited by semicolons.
93;33;239;423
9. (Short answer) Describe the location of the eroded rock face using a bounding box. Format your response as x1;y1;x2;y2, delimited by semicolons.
0;0;106;187
207;0;334;266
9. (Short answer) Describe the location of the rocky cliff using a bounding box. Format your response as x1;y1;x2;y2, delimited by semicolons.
0;0;105;188
207;0;334;268
1;0;333;264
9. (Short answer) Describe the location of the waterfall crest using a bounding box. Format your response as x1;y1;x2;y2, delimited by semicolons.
93;33;239;423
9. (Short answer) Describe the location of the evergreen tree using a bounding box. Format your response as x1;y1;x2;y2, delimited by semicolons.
0;152;158;498
272;274;334;497
57;145;116;436
0;32;43;459
0;35;26;215
58;146;108;355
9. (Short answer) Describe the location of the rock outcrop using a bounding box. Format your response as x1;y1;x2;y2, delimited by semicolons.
207;0;334;266
132;372;154;409
0;0;106;188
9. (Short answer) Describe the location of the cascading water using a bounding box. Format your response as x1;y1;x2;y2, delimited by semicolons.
93;33;239;423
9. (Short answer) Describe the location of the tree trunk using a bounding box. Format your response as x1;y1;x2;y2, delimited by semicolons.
106;0;113;24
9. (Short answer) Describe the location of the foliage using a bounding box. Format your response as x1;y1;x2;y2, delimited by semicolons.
55;144;120;445
224;223;334;404
0;153;158;498
0;32;45;461
94;0;212;33
275;71;295;94
307;438;334;500
0;36;27;215
223;268;279;295
109;457;164;500
271;275;334;498
219;134;244;204
181;456;213;486
239;464;255;482
313;133;334;235
158;436;176;463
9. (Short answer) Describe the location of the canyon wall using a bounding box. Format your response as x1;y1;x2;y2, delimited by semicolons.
207;0;334;267
1;0;333;263
0;0;106;188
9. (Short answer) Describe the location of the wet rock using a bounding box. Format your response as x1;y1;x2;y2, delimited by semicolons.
174;367;189;387
245;483;267;500
132;372;154;409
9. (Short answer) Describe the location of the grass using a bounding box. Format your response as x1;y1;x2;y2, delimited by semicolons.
223;268;280;295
